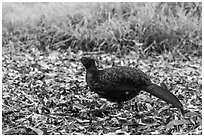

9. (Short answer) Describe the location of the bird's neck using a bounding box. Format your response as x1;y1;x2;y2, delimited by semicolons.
86;66;99;84
86;65;98;73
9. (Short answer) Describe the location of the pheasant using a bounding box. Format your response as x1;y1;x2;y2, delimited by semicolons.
80;56;184;113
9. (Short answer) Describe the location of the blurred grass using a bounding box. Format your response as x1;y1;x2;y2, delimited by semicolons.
2;2;202;57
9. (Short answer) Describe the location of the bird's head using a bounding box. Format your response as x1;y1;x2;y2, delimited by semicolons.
80;57;97;71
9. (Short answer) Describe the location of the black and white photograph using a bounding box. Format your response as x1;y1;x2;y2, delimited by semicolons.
2;1;202;135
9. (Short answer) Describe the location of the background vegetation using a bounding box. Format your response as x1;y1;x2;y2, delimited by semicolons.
3;2;202;56
2;2;202;135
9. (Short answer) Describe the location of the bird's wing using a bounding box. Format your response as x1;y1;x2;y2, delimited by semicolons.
98;66;151;88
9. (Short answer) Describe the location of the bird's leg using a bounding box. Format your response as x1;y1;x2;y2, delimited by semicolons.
133;101;139;112
116;102;124;111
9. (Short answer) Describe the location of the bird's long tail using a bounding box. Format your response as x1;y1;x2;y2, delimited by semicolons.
143;84;184;113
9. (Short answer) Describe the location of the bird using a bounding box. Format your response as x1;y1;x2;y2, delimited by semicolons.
80;56;184;113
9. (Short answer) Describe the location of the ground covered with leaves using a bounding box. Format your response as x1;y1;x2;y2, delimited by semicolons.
2;41;202;135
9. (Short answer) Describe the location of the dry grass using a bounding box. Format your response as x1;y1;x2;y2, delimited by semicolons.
2;2;202;56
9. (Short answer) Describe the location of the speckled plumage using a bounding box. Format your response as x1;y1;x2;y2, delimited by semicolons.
80;57;184;112
86;66;152;103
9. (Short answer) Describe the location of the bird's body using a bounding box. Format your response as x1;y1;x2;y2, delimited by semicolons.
81;57;184;112
86;66;150;103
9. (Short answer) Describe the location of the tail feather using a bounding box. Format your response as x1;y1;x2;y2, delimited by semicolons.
143;84;184;112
